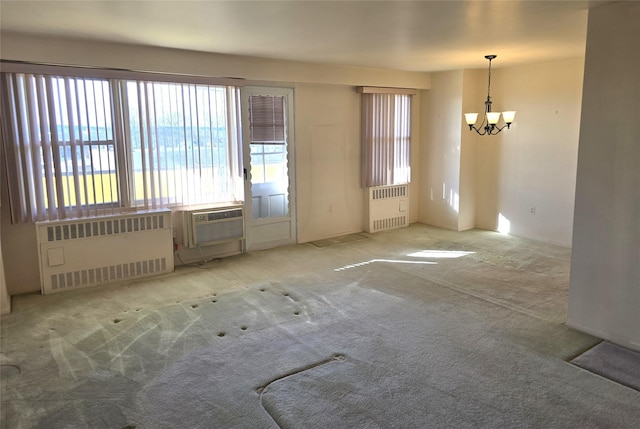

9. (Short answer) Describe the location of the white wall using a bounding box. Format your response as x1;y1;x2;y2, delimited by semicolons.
420;60;582;243
568;1;640;352
295;84;363;242
0;34;430;295
419;71;464;230
475;58;584;247
458;70;483;231
0;184;40;296
0;32;431;90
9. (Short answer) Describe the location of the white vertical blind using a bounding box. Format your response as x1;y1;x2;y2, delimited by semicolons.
1;69;243;223
125;81;242;208
361;93;412;187
2;73;118;222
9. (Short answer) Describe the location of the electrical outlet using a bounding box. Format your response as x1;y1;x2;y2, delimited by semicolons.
529;207;536;215
329;204;334;213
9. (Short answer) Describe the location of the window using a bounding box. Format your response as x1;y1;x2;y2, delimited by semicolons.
359;87;414;187
124;81;241;208
247;95;287;185
1;65;243;223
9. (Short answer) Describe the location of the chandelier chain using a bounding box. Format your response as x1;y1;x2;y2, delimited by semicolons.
486;57;492;105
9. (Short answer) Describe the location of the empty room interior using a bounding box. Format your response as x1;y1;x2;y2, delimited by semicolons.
0;1;639;428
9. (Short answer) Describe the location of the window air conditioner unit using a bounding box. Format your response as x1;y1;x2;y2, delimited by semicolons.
182;205;245;248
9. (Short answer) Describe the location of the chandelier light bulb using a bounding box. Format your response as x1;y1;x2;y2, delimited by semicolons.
502;111;516;124
486;112;501;125
464;113;479;126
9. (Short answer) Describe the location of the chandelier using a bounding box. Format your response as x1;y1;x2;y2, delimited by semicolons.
464;55;516;136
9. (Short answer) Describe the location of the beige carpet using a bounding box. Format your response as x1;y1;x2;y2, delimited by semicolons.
309;232;369;247
2;225;639;428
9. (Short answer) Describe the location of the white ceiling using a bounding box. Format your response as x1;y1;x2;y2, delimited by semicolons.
0;1;608;72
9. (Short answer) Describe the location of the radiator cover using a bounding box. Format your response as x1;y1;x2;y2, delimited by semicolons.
366;184;409;233
36;210;173;294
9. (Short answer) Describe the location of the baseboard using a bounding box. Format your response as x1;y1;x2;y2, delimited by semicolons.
566;320;640;353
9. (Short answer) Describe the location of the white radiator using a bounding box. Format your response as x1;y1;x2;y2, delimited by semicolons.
181;205;245;248
36;210;173;295
366;184;409;233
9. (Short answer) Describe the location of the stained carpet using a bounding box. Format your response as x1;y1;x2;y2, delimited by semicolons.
2;225;640;428
309;233;369;247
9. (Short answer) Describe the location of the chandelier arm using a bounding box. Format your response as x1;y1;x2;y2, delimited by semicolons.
495;122;512;133
469;125;488;136
488;124;506;135
477;114;488;132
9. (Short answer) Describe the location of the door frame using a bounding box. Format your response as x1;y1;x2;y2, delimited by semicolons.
241;86;297;251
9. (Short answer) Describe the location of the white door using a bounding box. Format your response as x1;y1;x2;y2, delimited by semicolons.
241;87;296;251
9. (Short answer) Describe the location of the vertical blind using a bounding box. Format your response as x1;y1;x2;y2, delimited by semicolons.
1;69;243;223
125;80;242;208
361;92;412;187
1;73;119;222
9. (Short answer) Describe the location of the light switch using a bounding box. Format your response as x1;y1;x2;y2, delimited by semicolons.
47;247;65;267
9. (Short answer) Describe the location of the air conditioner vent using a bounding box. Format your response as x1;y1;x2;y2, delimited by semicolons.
182;205;245;248
197;208;243;223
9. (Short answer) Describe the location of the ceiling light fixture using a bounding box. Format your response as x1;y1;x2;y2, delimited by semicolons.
464;55;516;136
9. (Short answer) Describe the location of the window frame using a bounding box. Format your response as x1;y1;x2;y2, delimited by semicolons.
1;61;245;223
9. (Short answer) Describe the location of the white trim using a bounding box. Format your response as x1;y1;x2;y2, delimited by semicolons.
241;86;297;251
357;86;417;95
565;320;640;353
